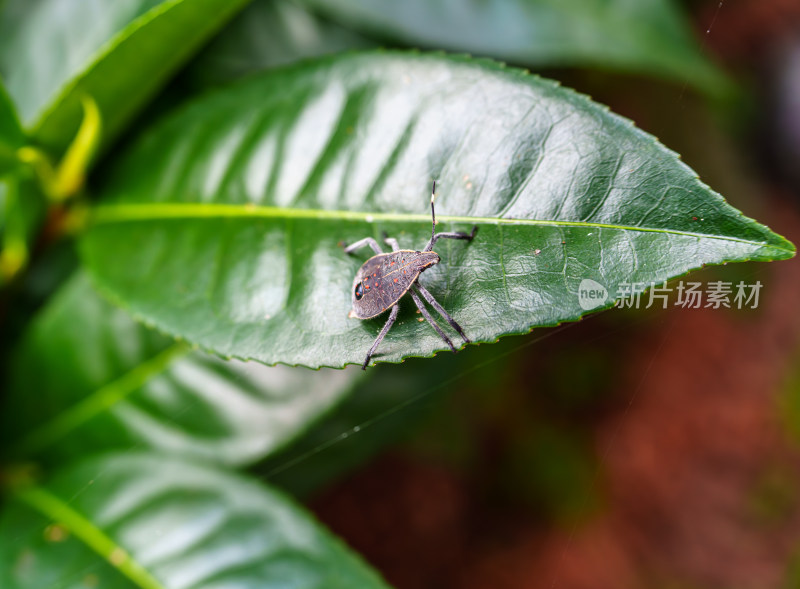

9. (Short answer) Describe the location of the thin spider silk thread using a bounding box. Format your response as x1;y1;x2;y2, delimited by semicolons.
262;320;582;479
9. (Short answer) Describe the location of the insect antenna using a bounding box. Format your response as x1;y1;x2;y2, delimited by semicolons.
428;180;437;250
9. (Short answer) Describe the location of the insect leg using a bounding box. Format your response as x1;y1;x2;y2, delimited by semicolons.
343;237;383;255
409;289;457;353
362;304;399;369
382;231;400;252
423;226;478;252
412;283;471;344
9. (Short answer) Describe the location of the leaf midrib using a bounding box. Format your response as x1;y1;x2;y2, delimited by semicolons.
90;202;794;255
10;343;188;458
14;484;166;589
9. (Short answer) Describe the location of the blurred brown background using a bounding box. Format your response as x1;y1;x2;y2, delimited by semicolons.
304;2;800;587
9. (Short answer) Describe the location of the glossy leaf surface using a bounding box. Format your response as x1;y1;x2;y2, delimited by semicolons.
299;0;727;93
81;53;794;369
0;453;388;588
3;273;362;466
0;0;251;152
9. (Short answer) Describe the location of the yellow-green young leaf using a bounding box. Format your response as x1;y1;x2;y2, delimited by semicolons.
298;0;729;94
0;453;389;589
0;174;47;282
2;272;363;467
80;52;794;369
0;0;251;153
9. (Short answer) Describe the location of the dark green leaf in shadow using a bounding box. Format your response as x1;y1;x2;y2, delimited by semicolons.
298;0;729;94
0;178;6;234
80;52;794;369
188;0;373;88
0;453;389;588
0;0;252;153
3;272;363;467
0;78;24;177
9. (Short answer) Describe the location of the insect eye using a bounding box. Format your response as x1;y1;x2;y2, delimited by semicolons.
354;282;364;300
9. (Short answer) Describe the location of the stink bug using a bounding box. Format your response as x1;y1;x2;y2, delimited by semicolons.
342;181;477;369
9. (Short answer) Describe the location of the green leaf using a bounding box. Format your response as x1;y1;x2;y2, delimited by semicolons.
2;272;363;466
298;0;728;94
0;453;389;588
0;78;23;177
0;0;252;153
80;52;794;369
189;0;373;88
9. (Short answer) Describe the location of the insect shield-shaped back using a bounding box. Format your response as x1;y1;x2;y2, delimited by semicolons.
350;250;440;319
